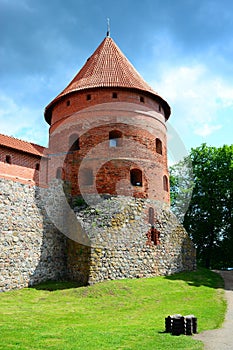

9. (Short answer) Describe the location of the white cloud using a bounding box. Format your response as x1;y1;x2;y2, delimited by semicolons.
149;63;233;139
0;93;48;146
194;123;222;137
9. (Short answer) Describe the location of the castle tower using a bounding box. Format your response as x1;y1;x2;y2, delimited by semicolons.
44;35;171;204
43;35;195;284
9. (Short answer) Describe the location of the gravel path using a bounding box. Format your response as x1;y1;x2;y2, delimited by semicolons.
193;270;233;349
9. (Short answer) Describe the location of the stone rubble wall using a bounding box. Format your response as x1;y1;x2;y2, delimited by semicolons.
0;178;196;292
68;195;196;284
0;179;67;292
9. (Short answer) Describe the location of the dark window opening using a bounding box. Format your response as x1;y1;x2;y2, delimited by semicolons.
80;168;93;186
156;138;162;155
151;227;160;245
86;94;91;101
112;92;118;99
159;105;162;112
163;175;169;192
140;96;145;103
56;167;63;180
130;168;142;186
35;163;40;171
5;155;12;164
66;100;70;106
146;225;160;245
69;134;80;151
109;130;122;147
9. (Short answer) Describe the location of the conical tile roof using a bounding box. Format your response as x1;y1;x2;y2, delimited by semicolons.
44;36;170;123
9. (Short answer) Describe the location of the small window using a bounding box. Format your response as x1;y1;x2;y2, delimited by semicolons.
112;92;118;99
69;134;80;151
159;105;161;112
5;155;12;164
56;167;63;180
66;100;70;106
130;168;142;187
109;139;117;147
163;175;169;192
109;130;122;147
35;163;40;171
156;138;162;155
86;94;91;101
80;168;93;186
140;96;145;103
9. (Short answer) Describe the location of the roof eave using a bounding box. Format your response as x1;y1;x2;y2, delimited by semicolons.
44;86;171;125
0;144;45;157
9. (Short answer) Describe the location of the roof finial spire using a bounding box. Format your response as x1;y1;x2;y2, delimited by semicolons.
106;18;110;37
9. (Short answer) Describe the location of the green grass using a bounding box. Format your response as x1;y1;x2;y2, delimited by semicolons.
0;268;226;350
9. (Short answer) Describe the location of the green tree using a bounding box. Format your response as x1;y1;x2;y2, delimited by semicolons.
169;156;194;223
179;144;233;268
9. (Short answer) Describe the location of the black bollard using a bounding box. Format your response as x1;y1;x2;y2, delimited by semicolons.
171;315;185;336
165;314;197;336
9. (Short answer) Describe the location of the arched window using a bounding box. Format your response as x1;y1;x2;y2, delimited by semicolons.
156;138;162;155
56;167;63;180
80;168;93;186
35;163;40;171
109;130;122;147
130;168;142;187
69;134;80;151
5;155;12;164
163;175;169;192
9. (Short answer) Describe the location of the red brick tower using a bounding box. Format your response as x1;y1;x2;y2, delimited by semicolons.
42;35;196;285
44;34;171;205
0;34;196;291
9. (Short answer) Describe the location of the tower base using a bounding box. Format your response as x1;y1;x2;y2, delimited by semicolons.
67;195;196;285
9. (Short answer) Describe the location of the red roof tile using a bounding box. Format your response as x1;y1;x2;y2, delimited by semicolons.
44;36;170;123
59;37;158;95
0;133;45;157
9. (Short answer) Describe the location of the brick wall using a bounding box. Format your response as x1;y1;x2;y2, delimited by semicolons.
47;92;170;204
0;147;44;185
50;88;166;128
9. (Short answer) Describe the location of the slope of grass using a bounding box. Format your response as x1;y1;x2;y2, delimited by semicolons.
0;268;226;350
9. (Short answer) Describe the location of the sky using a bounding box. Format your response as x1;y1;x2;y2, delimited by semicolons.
0;0;232;157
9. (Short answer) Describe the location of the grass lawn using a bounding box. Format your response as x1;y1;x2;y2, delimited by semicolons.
0;268;226;350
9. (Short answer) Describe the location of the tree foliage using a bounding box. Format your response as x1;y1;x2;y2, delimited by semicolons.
170;144;233;268
169;157;194;223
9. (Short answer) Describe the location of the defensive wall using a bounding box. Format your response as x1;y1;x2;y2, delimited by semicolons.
0;177;196;292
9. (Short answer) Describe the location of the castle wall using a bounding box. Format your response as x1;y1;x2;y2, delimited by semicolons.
0;147;42;185
0;178;67;292
67;196;196;284
0;177;195;292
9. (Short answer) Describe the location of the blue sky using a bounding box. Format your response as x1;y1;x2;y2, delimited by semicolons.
0;0;232;155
